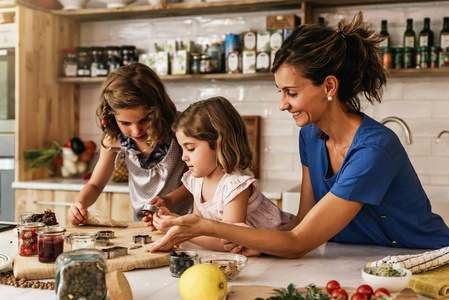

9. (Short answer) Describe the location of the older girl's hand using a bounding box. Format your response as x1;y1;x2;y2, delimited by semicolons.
68;202;87;226
150;214;204;252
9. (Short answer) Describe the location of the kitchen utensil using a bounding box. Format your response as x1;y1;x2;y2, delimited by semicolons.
102;246;128;259
133;234;152;244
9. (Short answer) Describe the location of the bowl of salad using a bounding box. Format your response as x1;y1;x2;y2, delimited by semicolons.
362;263;412;293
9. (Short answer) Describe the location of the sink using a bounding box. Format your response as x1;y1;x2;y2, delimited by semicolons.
281;184;300;215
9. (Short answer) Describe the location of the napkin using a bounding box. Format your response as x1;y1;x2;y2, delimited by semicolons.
407;263;449;299
367;246;449;274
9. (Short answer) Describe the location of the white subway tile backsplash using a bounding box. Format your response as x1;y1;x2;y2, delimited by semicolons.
78;1;449;189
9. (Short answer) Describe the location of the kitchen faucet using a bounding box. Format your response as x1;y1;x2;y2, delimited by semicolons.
436;130;449;144
380;116;413;145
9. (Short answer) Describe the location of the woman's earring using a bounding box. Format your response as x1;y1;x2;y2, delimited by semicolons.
327;96;333;101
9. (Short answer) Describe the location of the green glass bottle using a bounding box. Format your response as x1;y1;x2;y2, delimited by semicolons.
404;19;416;48
440;17;449;50
419;17;434;47
379;20;390;48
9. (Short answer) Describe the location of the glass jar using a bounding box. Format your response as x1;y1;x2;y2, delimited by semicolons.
168;251;198;277
415;46;421;69
420;46;429;69
76;47;91;77
69;232;97;250
121;45;137;66
106;46;122;73
403;47;414;69
63;48;78;77
191;53;200;74
91;47;108;77
394;47;403;69
55;249;107;300
17;222;46;256
37;227;66;263
382;47;392;69
430;46;441;68
199;55;211;74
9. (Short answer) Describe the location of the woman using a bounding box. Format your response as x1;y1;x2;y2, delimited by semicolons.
150;12;449;258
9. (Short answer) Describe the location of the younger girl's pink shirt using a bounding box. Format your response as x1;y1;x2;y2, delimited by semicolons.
181;170;294;229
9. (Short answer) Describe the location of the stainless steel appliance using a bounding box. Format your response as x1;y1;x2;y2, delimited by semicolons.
0;23;15;133
0;135;14;221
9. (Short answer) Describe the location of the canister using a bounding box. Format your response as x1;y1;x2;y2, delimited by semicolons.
420;46;429;69
382;47;392;69
69;232;97;250
394;47;403;69
17;222;46;256
37;227;66;263
403;47;414;69
430;46;441;68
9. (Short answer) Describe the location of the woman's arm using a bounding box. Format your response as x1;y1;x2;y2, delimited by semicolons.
187;186;250;251
68;145;117;225
152;190;363;258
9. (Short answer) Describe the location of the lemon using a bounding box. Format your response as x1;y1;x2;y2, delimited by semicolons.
179;264;227;300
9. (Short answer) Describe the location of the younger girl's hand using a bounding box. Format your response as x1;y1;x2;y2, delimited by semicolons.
68;202;88;226
149;207;179;233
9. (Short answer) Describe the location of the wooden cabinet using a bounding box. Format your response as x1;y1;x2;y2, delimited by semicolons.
15;189;132;224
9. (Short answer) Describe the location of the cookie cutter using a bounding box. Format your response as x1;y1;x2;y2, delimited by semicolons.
141;204;160;215
95;236;111;247
102;246;128;259
133;234;152;244
97;230;115;239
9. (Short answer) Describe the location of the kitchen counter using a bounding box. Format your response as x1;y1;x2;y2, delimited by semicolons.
0;227;431;300
12;178;299;201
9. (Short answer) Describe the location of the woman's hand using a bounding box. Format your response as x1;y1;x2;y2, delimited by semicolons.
68;202;88;226
142;198;169;231
150;214;204;252
222;222;262;256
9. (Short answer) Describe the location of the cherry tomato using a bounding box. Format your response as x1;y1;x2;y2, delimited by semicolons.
351;292;367;300
332;288;348;300
24;248;32;256
374;288;390;298
326;280;341;294
357;284;374;300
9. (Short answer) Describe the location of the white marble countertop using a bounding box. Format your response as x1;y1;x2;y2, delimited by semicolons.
0;227;431;300
12;178;299;200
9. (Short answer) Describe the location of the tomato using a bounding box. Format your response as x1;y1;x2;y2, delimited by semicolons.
357;284;374;300
351;292;367;300
374;288;390;298
331;288;348;300
326;280;341;294
55;155;63;166
24;248;32;256
84;140;97;153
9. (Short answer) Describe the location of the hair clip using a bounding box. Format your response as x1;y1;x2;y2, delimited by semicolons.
338;31;347;39
102;120;106;127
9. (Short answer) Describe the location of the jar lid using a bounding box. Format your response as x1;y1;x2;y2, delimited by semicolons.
37;227;66;235
403;47;413;51
430;46;442;51
17;222;46;229
420;46;429;51
383;47;392;52
395;47;403;52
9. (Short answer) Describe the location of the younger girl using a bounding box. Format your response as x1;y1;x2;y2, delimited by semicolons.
68;63;192;225
154;96;294;252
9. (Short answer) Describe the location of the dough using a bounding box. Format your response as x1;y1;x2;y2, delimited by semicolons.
84;208;128;228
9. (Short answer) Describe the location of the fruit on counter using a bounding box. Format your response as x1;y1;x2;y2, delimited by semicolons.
356;284;374;299
179;264;227;300
332;288;349;300
326;280;341;294
70;137;86;154
373;288;390;298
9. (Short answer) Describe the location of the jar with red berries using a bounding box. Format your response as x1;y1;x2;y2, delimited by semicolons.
17;222;46;256
37;227;66;263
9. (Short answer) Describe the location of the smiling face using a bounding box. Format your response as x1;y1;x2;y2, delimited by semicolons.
274;64;329;128
114;107;151;142
176;130;220;179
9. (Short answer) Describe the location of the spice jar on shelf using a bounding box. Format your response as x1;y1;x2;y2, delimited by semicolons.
62;48;78;77
199;54;211;74
76;47;91;77
17;222;46;256
91;47;108;77
382;47;393;69
55;249;107;300
37;227;66;263
121;45;137;66
106;46;122;73
430;46;441;68
394;47;403;69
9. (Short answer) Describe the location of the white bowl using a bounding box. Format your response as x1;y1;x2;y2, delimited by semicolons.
362;266;412;293
58;0;89;10
199;253;248;281
98;0;136;8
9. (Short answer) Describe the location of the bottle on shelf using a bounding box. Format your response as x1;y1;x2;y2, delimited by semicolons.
380;20;390;48
440;17;449;50
404;18;416;48
419;17;434;47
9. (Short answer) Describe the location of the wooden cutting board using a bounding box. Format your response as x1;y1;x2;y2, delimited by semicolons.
13;222;170;280
227;286;419;300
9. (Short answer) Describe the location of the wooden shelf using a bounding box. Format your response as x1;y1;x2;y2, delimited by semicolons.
388;68;449;77
56;72;274;83
50;0;302;22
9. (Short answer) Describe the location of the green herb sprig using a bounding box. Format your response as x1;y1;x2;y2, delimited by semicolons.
255;284;331;300
24;141;62;175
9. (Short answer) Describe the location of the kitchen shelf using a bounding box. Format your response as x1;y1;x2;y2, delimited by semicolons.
56;72;274;83
56;68;449;84
50;0;302;22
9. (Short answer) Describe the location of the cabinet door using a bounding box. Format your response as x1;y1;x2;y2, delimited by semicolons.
110;193;132;222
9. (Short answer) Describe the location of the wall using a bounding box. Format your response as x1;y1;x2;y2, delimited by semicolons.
78;1;449;195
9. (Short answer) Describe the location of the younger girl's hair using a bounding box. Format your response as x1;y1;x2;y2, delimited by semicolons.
172;96;254;174
272;11;387;114
96;62;177;149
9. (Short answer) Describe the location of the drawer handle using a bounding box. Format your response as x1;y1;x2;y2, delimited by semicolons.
33;201;72;207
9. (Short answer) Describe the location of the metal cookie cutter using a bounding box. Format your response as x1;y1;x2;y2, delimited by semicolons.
133;234;152;245
141;204;160;215
97;230;115;239
102;246;128;259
